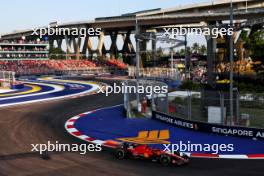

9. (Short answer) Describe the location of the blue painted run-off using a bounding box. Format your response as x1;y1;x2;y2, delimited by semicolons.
74;105;264;155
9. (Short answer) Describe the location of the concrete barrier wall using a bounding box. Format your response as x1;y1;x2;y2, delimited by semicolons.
152;110;264;140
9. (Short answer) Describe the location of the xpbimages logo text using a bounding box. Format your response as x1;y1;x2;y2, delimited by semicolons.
97;83;168;96
31;25;102;38
163;141;234;155
163;25;234;39
31;141;102;155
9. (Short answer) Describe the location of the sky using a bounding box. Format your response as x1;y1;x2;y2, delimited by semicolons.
0;0;210;34
0;0;210;49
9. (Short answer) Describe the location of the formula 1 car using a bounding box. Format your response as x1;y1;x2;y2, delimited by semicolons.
114;143;189;166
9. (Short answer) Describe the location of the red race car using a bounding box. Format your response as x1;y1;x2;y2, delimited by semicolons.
114;142;189;166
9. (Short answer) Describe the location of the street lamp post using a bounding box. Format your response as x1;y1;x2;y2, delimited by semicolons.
184;35;188;79
134;26;185;112
135;18;141;112
170;48;174;72
156;35;185;80
246;0;248;13
229;0;234;125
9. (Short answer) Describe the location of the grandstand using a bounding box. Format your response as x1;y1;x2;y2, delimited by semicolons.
0;59;128;76
0;40;49;60
106;59;127;69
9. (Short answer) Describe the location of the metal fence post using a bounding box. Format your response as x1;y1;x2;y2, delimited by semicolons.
220;92;225;125
222;94;226;125
151;87;156;111
236;90;240;125
166;90;169;114
188;90;192;120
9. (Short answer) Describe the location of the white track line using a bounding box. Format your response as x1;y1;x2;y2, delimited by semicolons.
0;81;100;108
0;82;64;100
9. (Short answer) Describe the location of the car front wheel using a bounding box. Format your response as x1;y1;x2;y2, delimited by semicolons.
159;154;171;166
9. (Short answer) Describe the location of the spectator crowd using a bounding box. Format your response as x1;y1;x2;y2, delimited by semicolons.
0;59;127;75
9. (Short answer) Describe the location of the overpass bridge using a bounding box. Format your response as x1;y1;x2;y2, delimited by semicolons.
0;0;263;61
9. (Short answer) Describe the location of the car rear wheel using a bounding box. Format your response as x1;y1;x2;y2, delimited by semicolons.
115;148;126;159
160;155;171;166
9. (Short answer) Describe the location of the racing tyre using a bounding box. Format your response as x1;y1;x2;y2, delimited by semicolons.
159;154;171;166
115;148;126;159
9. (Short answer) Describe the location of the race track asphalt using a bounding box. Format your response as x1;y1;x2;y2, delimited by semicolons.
0;78;263;176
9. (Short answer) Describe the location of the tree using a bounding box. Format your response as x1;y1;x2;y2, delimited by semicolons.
156;47;164;58
199;45;207;55
248;30;264;60
191;42;200;54
186;46;191;55
243;29;264;74
49;47;66;60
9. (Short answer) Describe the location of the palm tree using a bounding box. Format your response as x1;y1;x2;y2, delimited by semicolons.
191;43;200;54
179;48;185;56
199;45;207;55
